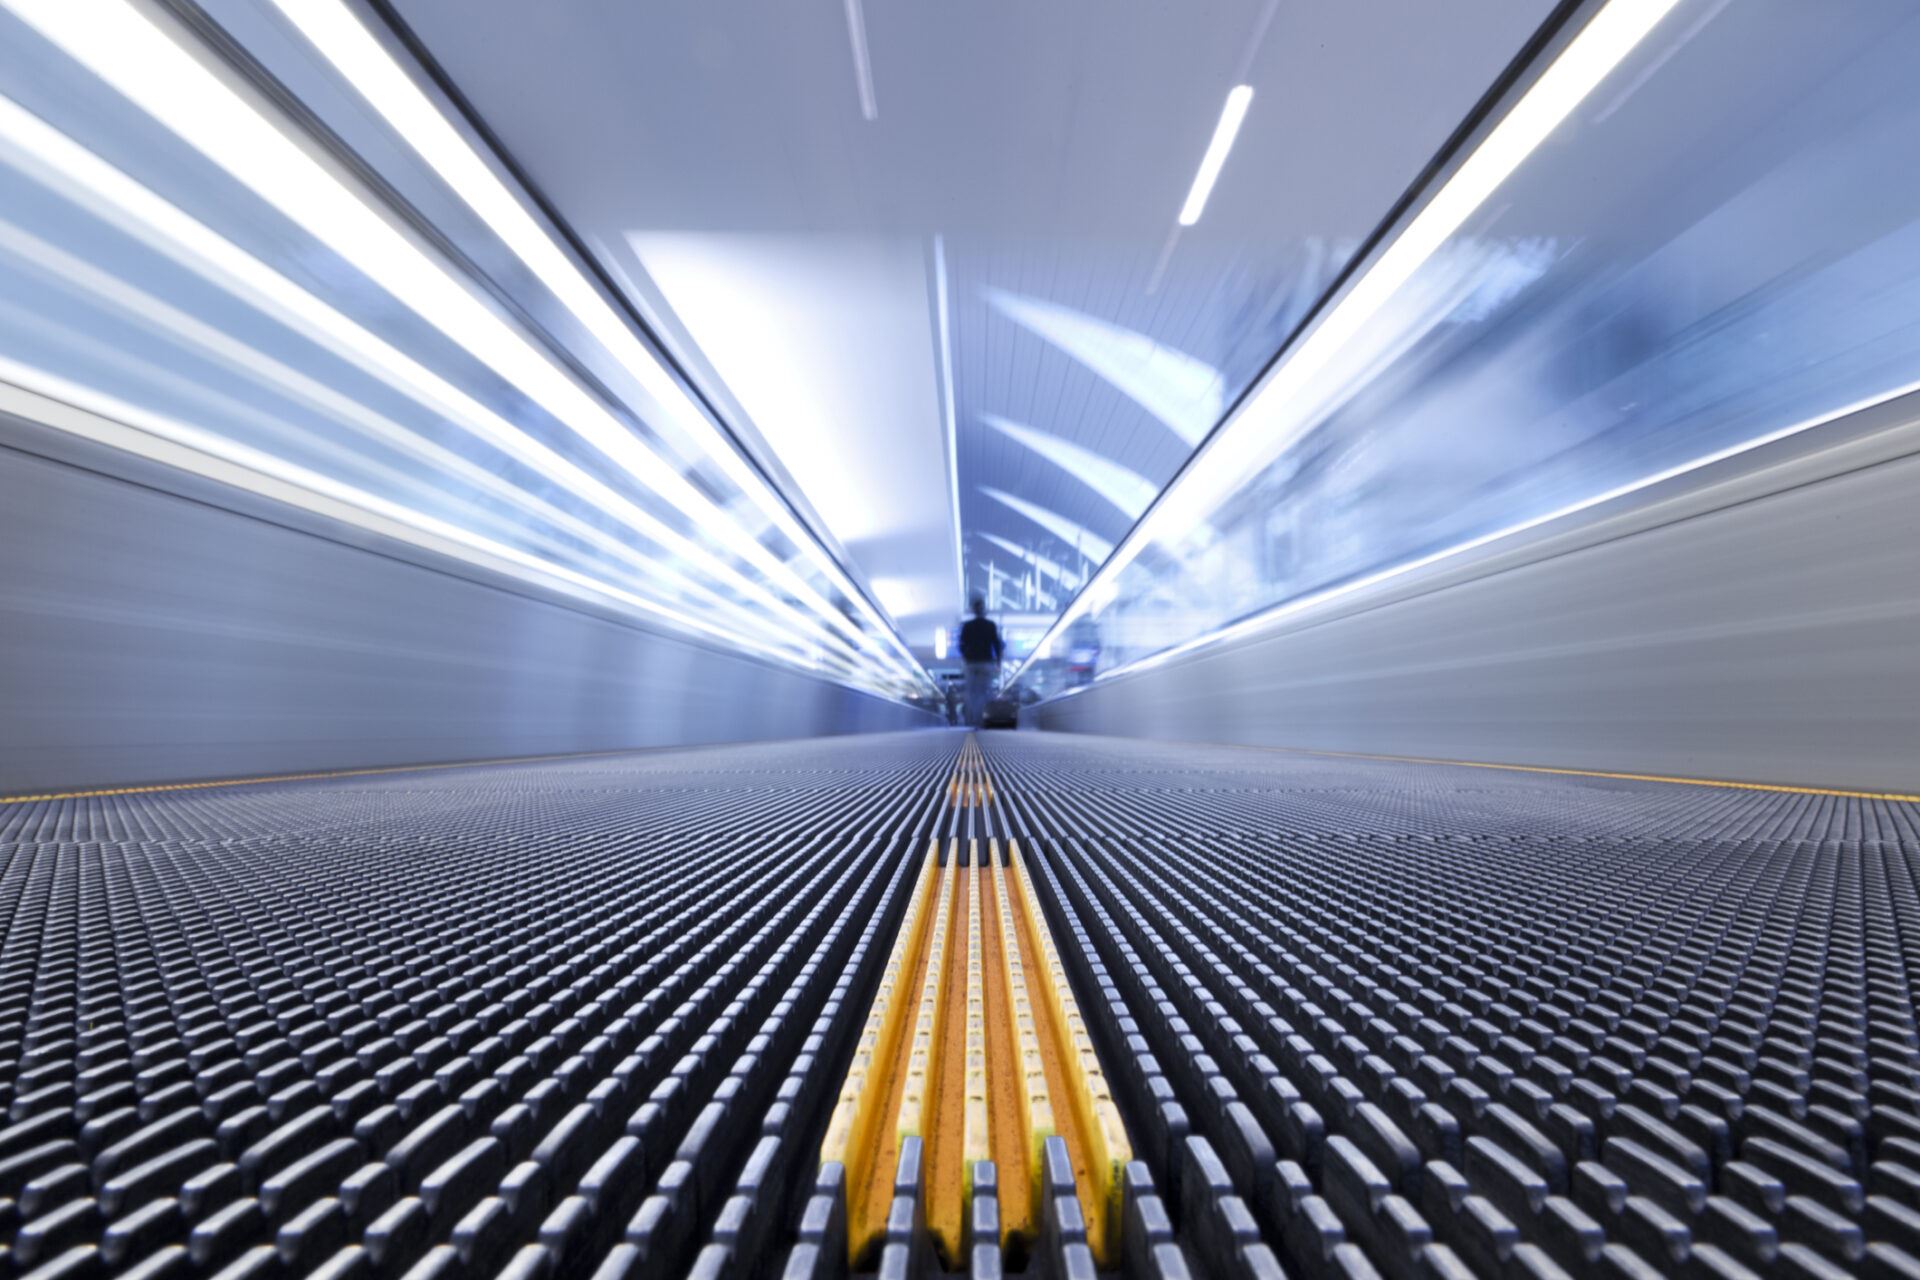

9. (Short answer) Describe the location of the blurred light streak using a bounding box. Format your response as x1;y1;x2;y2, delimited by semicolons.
0;215;806;648
1017;0;1687;683
267;0;927;683
1051;368;1920;694
0;357;837;676
842;0;879;121
934;233;964;601
0;84;905;687
8;0;926;689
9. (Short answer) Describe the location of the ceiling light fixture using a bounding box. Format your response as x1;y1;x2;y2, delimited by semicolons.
933;235;964;604
1019;0;1685;684
1177;85;1253;226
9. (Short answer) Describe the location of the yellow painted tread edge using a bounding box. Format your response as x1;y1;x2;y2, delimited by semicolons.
963;851;991;1200
992;844;1052;1246
0;746;647;805
1248;743;1920;805
900;848;962;1261
898;847;960;1139
820;843;940;1250
1010;838;1132;1268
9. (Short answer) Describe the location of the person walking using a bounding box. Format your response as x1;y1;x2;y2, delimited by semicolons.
957;595;1004;728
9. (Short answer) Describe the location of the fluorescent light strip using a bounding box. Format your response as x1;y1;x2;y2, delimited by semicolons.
0;91;900;690
263;0;927;683
1177;85;1253;227
933;234;965;603
1019;0;1684;682
0;216;822;655
10;0;914;685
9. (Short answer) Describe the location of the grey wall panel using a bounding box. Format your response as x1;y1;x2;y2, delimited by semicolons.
0;444;937;793
1036;433;1920;794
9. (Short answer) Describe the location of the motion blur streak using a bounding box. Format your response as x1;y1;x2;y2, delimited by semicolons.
1020;0;1686;684
263;0;927;678
0;83;886;685
0;215;817;660
1020;0;1920;707
0;0;930;698
0;367;812;674
7;0;904;677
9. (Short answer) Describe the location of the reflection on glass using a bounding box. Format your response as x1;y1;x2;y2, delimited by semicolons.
1024;0;1920;698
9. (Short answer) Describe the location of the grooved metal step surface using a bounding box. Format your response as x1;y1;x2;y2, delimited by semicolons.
3;730;1919;1280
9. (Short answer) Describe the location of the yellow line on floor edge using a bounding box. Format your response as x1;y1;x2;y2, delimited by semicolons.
1240;744;1920;805
962;855;990;1210
1009;838;1130;1268
820;843;941;1261
992;845;1050;1246
0;747;660;805
898;851;961;1263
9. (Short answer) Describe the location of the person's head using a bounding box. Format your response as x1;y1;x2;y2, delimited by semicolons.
969;594;986;618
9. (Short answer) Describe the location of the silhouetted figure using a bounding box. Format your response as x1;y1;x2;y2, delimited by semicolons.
958;596;1004;728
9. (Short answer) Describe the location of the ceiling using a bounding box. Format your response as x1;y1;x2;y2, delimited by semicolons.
388;0;1558;664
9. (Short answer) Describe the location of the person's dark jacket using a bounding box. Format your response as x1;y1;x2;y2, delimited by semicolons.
958;616;1004;664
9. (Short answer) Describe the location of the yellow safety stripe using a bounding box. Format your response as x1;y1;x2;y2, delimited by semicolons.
897;850;960;1161
992;844;1052;1245
1246;743;1920;804
0;746;646;804
1009;838;1131;1267
962;852;991;1203
820;843;940;1251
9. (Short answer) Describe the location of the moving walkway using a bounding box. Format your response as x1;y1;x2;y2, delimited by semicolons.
2;731;1918;1278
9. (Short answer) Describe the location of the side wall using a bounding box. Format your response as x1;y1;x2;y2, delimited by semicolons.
1035;408;1920;795
0;441;937;793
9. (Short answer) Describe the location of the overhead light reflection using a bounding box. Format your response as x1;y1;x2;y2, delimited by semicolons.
977;488;1115;563
986;288;1224;445
983;414;1159;517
